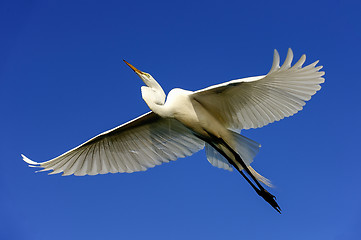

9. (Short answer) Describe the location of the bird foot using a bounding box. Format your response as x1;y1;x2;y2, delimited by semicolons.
257;189;281;213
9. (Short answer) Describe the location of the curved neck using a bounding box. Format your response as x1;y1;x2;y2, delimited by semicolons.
141;86;170;118
147;101;170;118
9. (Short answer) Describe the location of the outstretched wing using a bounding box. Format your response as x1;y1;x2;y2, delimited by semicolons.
22;112;204;176
192;49;325;130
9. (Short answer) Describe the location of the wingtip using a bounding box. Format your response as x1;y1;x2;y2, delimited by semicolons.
273;49;279;56
288;48;294;58
268;49;280;74
301;54;306;63
279;48;294;70
21;154;39;165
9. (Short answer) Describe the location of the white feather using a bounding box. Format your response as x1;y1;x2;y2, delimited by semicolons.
23;112;204;176
193;49;325;130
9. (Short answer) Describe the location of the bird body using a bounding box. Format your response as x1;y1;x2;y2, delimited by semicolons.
141;82;251;180
160;88;226;140
22;49;324;212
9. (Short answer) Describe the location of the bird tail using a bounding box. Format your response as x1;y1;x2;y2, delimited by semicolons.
205;130;273;187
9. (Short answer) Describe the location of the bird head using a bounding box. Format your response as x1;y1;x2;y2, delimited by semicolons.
123;60;153;86
123;60;166;105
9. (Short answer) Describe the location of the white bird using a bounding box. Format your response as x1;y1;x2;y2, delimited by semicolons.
22;49;324;213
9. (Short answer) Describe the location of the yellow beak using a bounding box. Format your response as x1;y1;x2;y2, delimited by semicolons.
123;60;143;74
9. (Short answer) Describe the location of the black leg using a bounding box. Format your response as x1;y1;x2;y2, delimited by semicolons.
207;139;281;213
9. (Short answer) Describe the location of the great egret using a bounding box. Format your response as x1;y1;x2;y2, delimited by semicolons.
22;49;324;213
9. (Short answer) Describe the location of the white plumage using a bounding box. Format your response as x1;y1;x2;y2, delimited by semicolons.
24;113;205;175
193;50;323;130
22;49;324;212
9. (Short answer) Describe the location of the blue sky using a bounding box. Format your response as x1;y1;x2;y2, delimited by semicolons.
1;0;361;239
